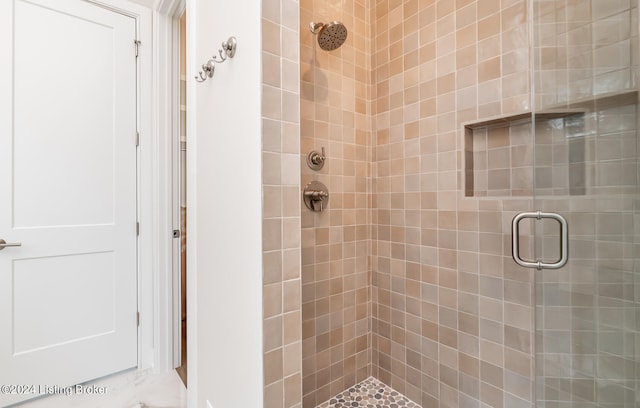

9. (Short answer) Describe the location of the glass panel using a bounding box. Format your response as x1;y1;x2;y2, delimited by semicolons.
533;1;639;407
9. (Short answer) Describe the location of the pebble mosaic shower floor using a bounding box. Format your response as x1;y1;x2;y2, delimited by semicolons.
316;377;421;408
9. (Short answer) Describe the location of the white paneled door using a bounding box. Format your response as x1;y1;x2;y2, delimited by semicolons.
0;0;138;405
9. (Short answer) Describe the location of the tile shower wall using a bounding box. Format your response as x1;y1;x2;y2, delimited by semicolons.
265;0;638;407
534;108;640;408
299;1;373;406
532;1;640;407
371;1;536;407
534;0;639;109
262;1;303;407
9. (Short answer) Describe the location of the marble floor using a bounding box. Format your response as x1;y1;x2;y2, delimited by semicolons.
317;377;420;408
12;369;187;408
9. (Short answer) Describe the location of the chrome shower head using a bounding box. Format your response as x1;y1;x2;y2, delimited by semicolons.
309;21;348;51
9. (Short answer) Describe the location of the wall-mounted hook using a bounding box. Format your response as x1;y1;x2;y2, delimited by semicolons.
196;61;215;82
195;36;237;83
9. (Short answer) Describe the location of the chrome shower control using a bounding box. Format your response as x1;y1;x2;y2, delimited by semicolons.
304;190;328;200
307;147;326;171
303;181;329;212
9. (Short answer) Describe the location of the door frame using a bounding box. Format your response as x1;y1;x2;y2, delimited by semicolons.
90;0;190;379
84;0;155;371
91;0;186;374
154;0;186;371
150;0;188;374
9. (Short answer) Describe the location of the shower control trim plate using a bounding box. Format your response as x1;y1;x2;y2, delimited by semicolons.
303;181;329;212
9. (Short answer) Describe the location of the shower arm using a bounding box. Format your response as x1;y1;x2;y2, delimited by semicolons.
309;22;324;34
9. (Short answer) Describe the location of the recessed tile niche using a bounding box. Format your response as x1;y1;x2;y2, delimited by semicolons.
464;114;536;198
465;91;638;198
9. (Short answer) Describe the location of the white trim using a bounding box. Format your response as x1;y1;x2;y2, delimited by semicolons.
185;1;198;405
85;0;154;371
150;0;173;374
170;8;183;372
170;0;186;372
152;0;185;374
152;0;186;372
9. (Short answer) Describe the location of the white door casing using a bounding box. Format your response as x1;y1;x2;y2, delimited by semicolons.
0;0;138;405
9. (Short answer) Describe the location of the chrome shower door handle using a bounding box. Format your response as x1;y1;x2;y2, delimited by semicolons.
0;239;22;251
512;211;568;270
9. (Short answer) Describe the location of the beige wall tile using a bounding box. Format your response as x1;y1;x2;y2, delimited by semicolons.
262;2;302;407
266;0;639;407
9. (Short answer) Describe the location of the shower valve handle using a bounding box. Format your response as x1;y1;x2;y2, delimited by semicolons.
307;147;326;170
309;147;326;165
304;190;328;200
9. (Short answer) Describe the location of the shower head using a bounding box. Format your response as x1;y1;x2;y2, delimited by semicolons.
309;21;348;51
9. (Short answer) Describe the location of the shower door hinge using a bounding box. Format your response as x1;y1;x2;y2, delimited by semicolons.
135;131;140;147
136;222;140;236
134;40;141;58
136;311;140;327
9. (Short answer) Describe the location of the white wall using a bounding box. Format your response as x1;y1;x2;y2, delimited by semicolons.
186;1;263;407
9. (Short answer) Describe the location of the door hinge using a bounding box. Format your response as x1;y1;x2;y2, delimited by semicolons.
134;40;141;58
136;222;140;236
135;131;140;147
136;311;140;327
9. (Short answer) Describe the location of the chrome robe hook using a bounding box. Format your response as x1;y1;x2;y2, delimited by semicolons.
195;36;237;83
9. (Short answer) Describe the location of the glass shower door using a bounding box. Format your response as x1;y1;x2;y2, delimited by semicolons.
532;1;639;406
